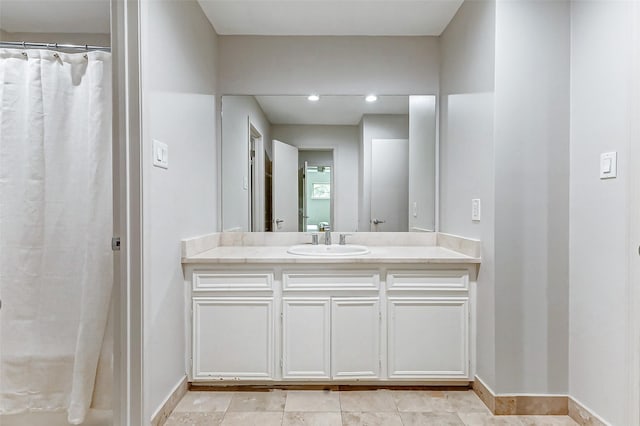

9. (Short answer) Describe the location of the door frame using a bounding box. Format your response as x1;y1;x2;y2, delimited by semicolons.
248;120;264;232
112;0;144;424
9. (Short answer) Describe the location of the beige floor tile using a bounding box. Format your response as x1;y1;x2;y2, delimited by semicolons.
341;412;403;426
400;412;466;426
220;411;283;426
518;416;579;426
390;390;450;412
165;412;225;426
339;391;396;412
173;392;234;413
283;412;343;426
445;391;493;413
458;412;524;426
285;391;341;412
227;390;287;412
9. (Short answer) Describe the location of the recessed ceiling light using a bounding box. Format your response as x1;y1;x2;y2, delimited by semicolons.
366;95;378;103
308;94;320;102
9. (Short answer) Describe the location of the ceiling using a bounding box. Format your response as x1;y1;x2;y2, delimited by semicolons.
0;0;110;34
0;1;462;37
254;95;409;126
199;0;464;36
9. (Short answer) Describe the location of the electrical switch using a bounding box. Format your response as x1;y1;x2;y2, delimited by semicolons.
153;140;169;169
600;152;617;179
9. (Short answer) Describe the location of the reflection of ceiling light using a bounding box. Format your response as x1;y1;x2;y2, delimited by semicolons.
366;94;378;103
308;94;320;102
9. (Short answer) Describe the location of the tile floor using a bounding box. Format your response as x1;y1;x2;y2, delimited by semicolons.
165;390;578;426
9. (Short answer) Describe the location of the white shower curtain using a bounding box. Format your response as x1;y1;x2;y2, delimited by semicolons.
0;49;113;425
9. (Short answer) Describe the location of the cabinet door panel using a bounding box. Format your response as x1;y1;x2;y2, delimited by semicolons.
388;298;469;379
282;298;331;379
331;298;380;379
193;298;273;380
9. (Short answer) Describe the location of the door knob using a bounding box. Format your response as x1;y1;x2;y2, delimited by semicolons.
275;219;284;224
372;219;386;225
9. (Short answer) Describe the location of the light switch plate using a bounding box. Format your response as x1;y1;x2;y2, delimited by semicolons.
600;152;617;179
472;199;481;221
153;140;168;169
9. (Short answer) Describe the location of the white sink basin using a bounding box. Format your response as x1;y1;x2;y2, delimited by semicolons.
287;244;370;256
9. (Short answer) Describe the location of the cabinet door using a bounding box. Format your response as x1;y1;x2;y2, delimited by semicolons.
331;298;380;379
282;298;331;379
388;298;469;379
193;297;274;380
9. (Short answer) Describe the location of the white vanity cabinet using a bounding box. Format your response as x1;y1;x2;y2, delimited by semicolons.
282;297;331;379
386;270;471;379
186;264;476;384
190;271;275;380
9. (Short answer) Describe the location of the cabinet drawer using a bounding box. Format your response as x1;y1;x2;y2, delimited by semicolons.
283;271;379;291
387;270;468;292
193;272;273;292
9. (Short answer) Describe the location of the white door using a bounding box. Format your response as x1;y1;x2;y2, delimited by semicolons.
192;298;274;380
388;298;469;379
371;139;409;231
273;140;299;231
282;298;331;379
331;298;380;379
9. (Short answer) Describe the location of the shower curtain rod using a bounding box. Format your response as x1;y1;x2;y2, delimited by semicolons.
0;41;111;52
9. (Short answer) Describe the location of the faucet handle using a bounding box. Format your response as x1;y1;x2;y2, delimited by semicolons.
311;233;319;245
339;234;352;245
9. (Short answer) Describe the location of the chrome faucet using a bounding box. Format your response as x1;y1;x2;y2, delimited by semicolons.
324;229;332;245
339;234;352;245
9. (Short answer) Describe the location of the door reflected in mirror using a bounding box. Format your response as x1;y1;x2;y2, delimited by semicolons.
221;95;437;232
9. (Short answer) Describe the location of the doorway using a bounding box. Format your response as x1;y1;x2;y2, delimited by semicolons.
298;150;334;232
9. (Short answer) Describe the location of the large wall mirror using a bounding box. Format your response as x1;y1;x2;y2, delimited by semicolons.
221;95;437;233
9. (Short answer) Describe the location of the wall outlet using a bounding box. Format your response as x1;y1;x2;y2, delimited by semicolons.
472;199;481;221
412;202;418;217
152;139;168;169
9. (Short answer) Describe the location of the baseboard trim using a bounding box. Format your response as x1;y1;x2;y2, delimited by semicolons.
472;376;567;415
150;375;188;426
568;397;610;426
189;382;472;392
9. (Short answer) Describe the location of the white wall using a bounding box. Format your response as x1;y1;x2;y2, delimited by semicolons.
221;96;271;232
493;0;570;395
441;0;570;395
140;0;218;421
0;29;110;46
569;2;638;424
439;0;496;389
272;125;359;231
218;36;439;95
358;115;409;230
408;96;437;232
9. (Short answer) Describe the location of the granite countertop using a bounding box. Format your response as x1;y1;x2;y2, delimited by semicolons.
182;245;481;264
